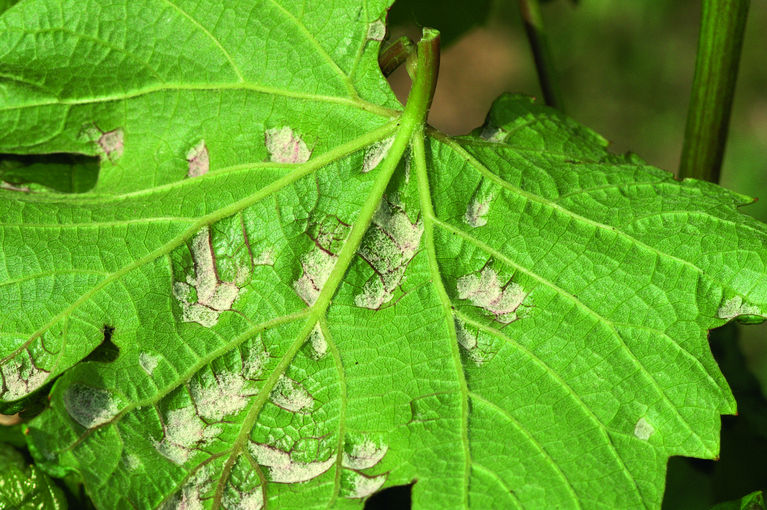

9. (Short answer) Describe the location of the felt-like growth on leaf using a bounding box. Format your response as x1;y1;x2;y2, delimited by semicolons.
0;356;49;401
456;266;527;323
1;2;766;509
63;384;120;429
249;443;334;484
172;227;244;327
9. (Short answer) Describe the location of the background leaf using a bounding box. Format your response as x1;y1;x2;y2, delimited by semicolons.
0;443;68;509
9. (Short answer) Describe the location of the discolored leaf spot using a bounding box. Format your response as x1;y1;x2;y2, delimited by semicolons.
341;470;387;499
186;140;209;178
63;384;120;429
479;123;508;143
269;375;313;413
0;181;31;192
172;227;243;327
355;198;423;309
456;266;527;323
265;126;311;164
464;180;495;228
242;343;270;380
122;454;141;470
343;436;388;470
162;463;214;509
367;19;386;41
717;296;762;320
249;442;334;483
154;406;221;465
223;486;264;510
362;136;395;173
308;324;327;360
138;352;160;376
190;370;254;421
253;248;275;266
0;354;50;401
634;417;655;441
96;128;124;159
294;248;337;306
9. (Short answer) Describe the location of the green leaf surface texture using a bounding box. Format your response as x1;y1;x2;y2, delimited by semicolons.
1;1;767;509
712;491;766;510
0;443;68;509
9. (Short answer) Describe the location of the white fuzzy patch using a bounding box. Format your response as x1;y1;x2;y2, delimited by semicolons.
0;356;49;400
97;128;124;159
343;471;387;499
362;137;395;173
63;384;120;428
190;371;252;421
479;124;508;143
343;438;388;470
355;198;423;309
242;344;270;380
173;227;242;327
294;248;337;306
465;193;493;228
367;19;386;41
265;126;311;164
250;443;334;483
633;417;654;440
309;324;327;359
139;352;160;376
253;248;275;266
270;376;314;413
223;487;264;510
717;296;762;320
457;267;526;323
154;406;221;465
186;140;209;178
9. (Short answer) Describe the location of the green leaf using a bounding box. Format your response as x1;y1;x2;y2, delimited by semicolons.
0;443;68;509
1;1;767;509
711;491;766;510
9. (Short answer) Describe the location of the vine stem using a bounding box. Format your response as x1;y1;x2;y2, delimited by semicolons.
379;36;416;77
518;0;565;111
679;0;750;183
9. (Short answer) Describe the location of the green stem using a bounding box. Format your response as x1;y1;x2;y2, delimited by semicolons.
518;0;565;111
679;0;750;183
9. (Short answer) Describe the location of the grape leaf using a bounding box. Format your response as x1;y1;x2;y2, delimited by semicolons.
711;491;766;510
2;1;767;509
0;443;68;509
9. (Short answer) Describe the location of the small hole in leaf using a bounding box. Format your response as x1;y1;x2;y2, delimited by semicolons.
0;153;99;192
83;326;119;363
364;482;412;509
